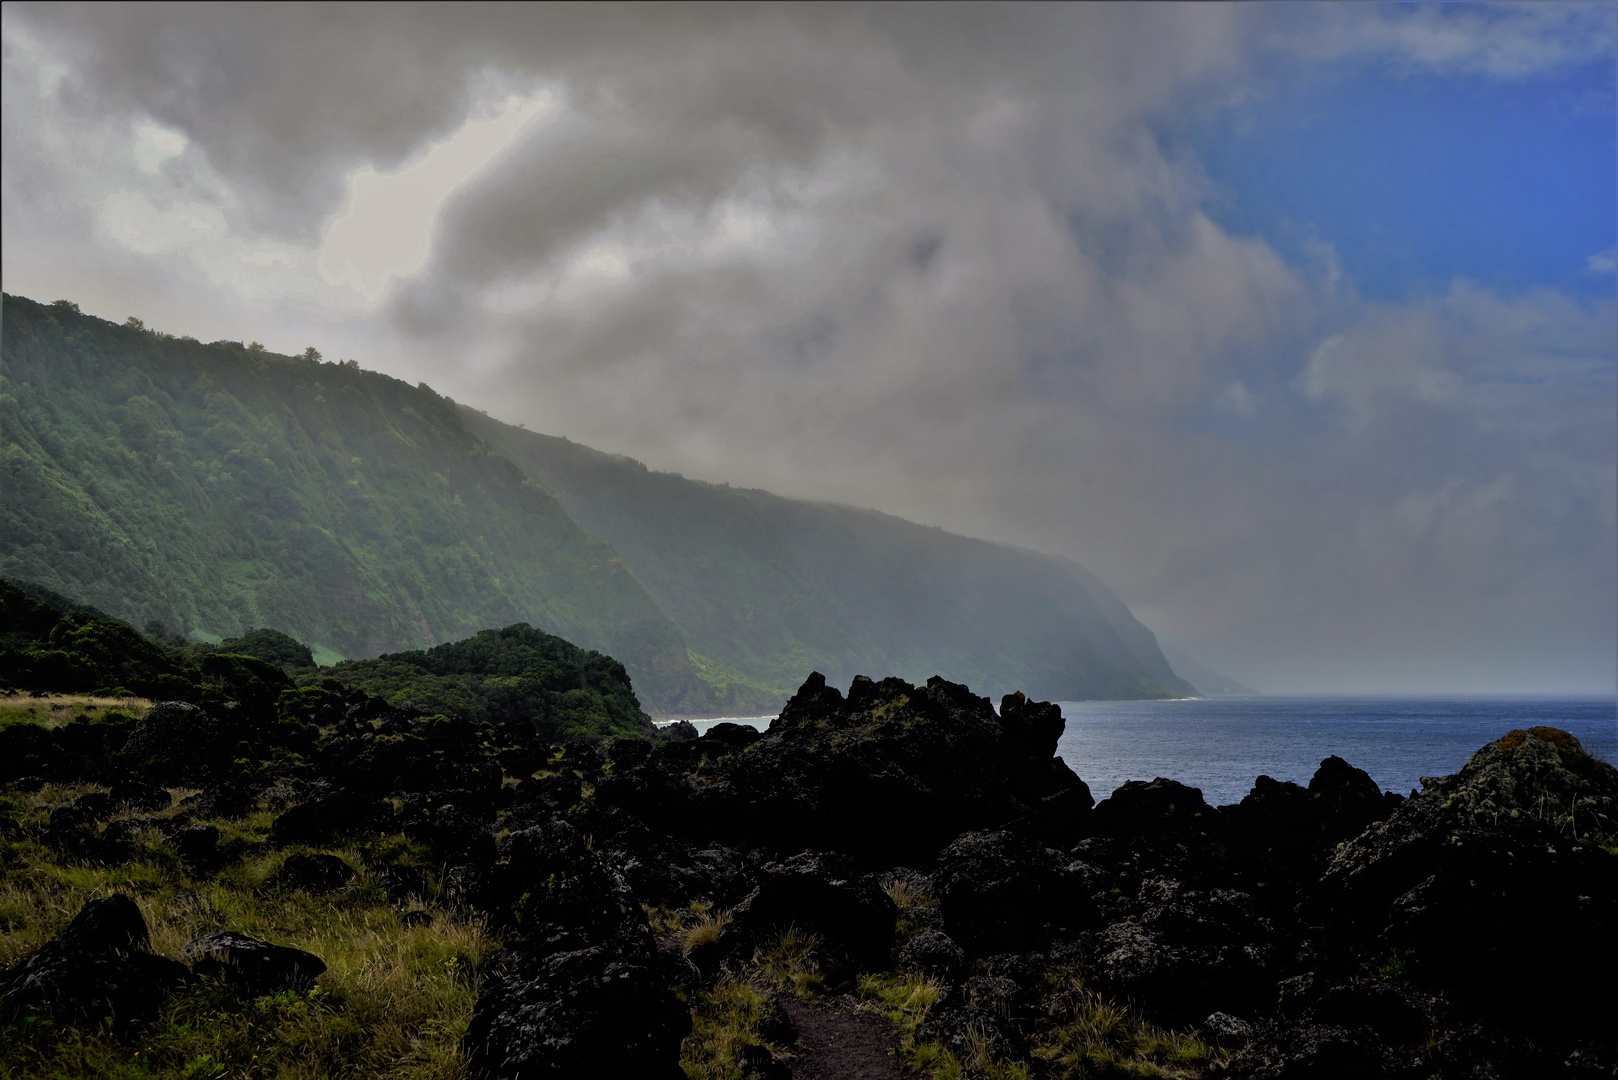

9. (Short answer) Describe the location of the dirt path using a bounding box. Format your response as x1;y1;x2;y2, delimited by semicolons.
780;994;921;1080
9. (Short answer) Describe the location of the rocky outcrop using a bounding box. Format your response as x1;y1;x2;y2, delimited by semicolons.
674;672;1094;860
461;820;690;1079
730;851;896;965
0;895;190;1027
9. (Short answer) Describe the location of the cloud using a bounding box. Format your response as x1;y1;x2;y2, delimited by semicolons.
2;3;1613;693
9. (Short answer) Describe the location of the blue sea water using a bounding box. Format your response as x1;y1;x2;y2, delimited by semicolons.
660;697;1617;806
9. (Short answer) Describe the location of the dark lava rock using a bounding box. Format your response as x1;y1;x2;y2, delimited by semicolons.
463;937;690;1080
731;850;896;965
1201;1011;1254;1047
406;803;498;869
175;825;221;867
495;820;648;946
272;789;387;845
120;702;220;786
681;673;1093;862
755;996;797;1046
1316;727;1618;1028
933;830;1092;955
1092;777;1215;836
700;722;762;755
48;803;87;833
1226;1022;1400;1080
607;737;654;768
177;930;326;995
109;779;171;812
0;894;190;1027
277;852;355;892
1304;755;1396;844
898;928;967;981
1422;726;1618;840
10;775;47;793
184;783;260;821
512;772;583;816
663;720;699;743
916;975;1028;1062
73;790;115;821
735;1042;792;1080
1092;878;1279;1025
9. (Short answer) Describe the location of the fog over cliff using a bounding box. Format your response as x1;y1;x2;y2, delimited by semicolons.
3;3;1614;694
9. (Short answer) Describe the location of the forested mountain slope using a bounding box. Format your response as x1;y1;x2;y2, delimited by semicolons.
0;294;702;711
464;410;1195;704
2;291;1191;713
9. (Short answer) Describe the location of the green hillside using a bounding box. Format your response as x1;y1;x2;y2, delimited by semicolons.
464;410;1194;704
1;291;1192;714
0;293;703;711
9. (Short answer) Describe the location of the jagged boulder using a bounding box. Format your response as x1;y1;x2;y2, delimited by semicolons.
683;673;1093;863
120;702;220;786
1421;726;1618;841
493;820;647;946
177;931;326;995
276;852;355;892
0;894;190;1027
174;825;220;867
731;850;896;965
108;779;170;812
934;830;1092;955
897;928;967;981
1304;756;1397;844
272;789;388;845
1317;728;1618;1029
463;937;690;1080
1091;777;1214;836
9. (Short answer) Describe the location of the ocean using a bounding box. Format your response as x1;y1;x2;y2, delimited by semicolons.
658;696;1617;805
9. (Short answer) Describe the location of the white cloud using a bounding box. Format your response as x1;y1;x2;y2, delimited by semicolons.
318;92;557;301
130;119;186;174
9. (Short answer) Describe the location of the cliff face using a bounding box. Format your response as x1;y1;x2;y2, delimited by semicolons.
0;294;702;711
2;290;1192;713
464;408;1194;705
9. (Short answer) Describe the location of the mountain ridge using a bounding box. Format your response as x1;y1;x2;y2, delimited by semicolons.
2;291;1193;712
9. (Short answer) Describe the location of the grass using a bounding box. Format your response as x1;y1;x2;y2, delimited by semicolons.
0;694;150;730
882;873;938;944
0;781;498;1080
682;909;733;955
753;926;825;1000
855;967;1223;1080
1032;977;1222;1079
678;977;791;1080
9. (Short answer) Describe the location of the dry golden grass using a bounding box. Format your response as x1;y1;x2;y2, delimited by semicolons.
681;908;732;955
0;694;150;730
0;782;497;1080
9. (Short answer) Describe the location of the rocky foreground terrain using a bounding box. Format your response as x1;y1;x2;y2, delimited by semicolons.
3;672;1616;1079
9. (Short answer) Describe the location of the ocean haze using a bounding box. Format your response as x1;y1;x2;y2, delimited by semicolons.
2;3;1613;695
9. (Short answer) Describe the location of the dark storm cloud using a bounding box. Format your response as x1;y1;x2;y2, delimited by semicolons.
3;2;1614;692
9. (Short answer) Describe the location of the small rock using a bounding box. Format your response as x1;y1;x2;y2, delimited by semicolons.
1201;1012;1254;1047
175;825;220;867
276;852;355;892
898;928;966;981
177;930;326;995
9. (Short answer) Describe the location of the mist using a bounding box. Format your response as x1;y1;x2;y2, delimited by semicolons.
4;2;1614;694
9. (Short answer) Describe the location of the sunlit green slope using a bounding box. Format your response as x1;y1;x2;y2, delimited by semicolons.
0;293;703;711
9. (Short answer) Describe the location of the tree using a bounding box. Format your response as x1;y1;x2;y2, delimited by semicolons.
302;346;323;363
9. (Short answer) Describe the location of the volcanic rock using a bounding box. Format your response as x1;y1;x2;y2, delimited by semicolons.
177;930;326;995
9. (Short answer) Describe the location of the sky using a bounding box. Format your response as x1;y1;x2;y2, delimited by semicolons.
3;3;1615;695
